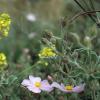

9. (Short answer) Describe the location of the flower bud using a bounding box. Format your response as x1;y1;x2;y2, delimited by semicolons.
43;30;53;39
84;36;92;48
47;75;53;81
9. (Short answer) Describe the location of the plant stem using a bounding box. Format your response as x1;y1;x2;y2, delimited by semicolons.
67;10;100;24
74;0;96;22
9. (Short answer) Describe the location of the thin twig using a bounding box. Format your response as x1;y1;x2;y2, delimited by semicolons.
67;10;100;24
74;0;96;22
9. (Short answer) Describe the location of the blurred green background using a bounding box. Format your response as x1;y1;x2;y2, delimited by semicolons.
0;0;99;66
0;0;100;99
0;0;99;64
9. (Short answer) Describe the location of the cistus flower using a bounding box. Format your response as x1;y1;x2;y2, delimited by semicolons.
52;82;85;93
0;13;11;38
0;53;7;66
38;47;56;58
21;75;53;93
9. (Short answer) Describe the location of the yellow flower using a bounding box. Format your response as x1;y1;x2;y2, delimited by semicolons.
0;53;7;66
38;47;56;58
0;13;11;38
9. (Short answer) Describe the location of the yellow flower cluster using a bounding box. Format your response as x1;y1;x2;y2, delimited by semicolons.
0;13;11;38
0;53;7;66
38;47;56;58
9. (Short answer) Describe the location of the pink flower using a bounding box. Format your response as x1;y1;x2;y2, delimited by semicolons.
21;75;53;93
51;82;85;93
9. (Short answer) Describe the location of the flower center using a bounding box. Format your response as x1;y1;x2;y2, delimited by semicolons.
65;85;73;90
35;82;41;87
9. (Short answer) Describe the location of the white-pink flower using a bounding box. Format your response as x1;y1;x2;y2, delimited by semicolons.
26;13;36;22
51;82;85;93
21;75;53;93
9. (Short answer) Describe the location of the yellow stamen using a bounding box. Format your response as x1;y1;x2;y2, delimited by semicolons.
65;85;73;90
35;82;41;88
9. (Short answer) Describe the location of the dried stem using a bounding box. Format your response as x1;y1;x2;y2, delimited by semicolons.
74;0;96;22
67;10;100;24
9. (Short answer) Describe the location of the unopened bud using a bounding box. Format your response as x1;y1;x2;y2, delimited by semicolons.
84;36;92;48
60;17;66;28
47;75;53;81
50;38;56;44
41;38;49;44
43;30;53;39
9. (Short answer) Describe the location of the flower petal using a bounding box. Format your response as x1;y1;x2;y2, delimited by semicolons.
61;83;65;88
73;84;85;93
21;79;31;86
52;82;74;93
29;75;41;84
41;80;53;92
51;82;66;92
29;75;35;81
27;86;41;93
